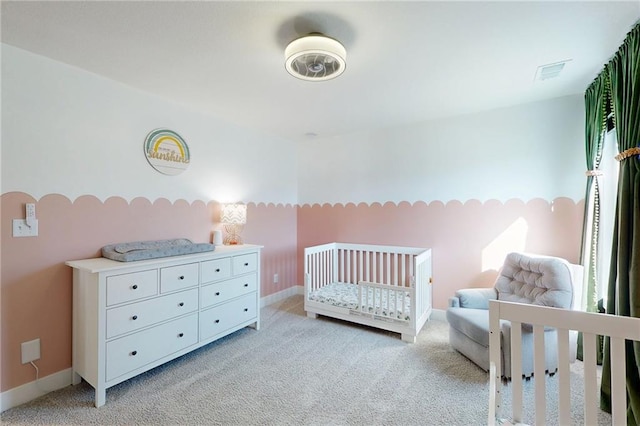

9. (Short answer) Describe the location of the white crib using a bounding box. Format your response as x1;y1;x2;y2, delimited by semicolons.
304;243;432;343
488;300;640;425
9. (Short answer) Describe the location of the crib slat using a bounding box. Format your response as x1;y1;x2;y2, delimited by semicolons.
610;336;627;426
327;249;332;285
488;302;502;423
372;251;377;282
393;253;398;286
533;324;545;426
336;249;340;282
511;323;523;423
556;328;571;426
401;253;406;287
342;249;347;282
312;253;318;290
583;332;597;425
320;251;325;286
386;253;391;285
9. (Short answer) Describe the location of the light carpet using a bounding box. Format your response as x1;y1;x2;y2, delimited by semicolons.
1;295;611;425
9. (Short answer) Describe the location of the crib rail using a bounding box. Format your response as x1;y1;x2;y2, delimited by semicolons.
304;243;429;293
355;281;415;323
488;300;640;426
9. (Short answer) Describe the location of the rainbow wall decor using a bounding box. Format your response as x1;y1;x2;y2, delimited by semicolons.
144;128;191;175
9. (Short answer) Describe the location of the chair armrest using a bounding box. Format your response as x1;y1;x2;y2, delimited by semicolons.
455;288;497;310
448;296;461;308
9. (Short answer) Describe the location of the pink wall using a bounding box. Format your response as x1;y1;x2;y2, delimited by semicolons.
0;192;296;392
297;198;584;310
2;192;583;393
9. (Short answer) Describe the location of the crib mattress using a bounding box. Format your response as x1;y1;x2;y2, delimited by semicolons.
308;282;412;321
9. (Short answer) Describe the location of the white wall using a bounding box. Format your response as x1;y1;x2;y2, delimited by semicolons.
297;95;585;205
1;44;297;204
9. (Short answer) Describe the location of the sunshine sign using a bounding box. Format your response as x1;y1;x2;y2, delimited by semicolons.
144;129;190;175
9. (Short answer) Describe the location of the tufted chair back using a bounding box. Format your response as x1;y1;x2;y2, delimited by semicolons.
494;252;575;309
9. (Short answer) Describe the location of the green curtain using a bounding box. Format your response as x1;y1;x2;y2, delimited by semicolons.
600;22;640;425
577;72;608;362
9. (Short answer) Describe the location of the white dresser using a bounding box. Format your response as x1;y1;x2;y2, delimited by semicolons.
66;244;262;407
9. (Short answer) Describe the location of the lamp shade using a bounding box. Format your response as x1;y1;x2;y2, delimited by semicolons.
221;204;247;225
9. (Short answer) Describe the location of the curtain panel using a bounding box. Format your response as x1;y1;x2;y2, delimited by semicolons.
578;72;608;363
599;22;640;425
581;72;608;314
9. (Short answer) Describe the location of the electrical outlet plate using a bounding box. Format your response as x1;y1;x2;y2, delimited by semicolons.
21;338;41;364
273;273;279;284
13;219;38;237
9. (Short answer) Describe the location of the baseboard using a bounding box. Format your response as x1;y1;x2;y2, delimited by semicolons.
430;308;446;322
260;285;304;307
0;367;72;413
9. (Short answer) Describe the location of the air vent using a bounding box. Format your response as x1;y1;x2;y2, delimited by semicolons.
285;34;346;82
534;59;572;81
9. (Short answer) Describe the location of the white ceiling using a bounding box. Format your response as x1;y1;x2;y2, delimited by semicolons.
2;1;639;142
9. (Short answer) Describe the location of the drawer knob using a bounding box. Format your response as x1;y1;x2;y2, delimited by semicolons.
215;268;221;273
179;275;185;280
131;350;137;356
132;284;138;290
244;283;249;287
178;333;184;338
215;319;220;323
244;308;249;312
179;302;184;307
132;315;138;320
215;292;220;296
244;262;249;266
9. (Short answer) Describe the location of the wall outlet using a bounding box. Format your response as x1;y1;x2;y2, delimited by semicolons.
13;219;38;237
21;338;41;364
273;273;279;284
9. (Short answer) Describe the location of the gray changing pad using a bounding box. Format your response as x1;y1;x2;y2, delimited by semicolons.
102;238;215;262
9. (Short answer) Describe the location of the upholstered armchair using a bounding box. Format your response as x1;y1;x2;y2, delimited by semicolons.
446;252;583;378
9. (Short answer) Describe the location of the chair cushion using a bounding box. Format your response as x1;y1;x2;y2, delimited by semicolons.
446;307;491;347
456;287;497;309
495;252;573;309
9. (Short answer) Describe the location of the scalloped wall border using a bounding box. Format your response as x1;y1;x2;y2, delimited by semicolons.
0;191;582;209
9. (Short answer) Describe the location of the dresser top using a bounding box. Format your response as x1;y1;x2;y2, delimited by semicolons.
66;244;262;273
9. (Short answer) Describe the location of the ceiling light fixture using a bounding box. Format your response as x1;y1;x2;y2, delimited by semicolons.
285;34;346;81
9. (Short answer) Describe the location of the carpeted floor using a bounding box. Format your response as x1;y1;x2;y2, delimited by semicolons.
1;295;611;425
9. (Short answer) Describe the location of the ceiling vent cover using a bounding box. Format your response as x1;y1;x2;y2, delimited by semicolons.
285;34;346;81
534;59;571;81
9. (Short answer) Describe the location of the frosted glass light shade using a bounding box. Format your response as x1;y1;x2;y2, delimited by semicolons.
285;34;346;81
221;204;247;225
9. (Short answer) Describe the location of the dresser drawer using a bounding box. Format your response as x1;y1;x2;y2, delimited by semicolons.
106;313;197;382
199;292;257;341
106;270;158;306
233;253;257;275
160;263;198;293
200;274;257;309
106;288;198;339
201;258;232;283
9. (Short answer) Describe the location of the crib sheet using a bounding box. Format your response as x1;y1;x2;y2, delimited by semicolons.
308;282;412;321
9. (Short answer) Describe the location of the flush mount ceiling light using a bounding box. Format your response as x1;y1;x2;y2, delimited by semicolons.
285;34;346;81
